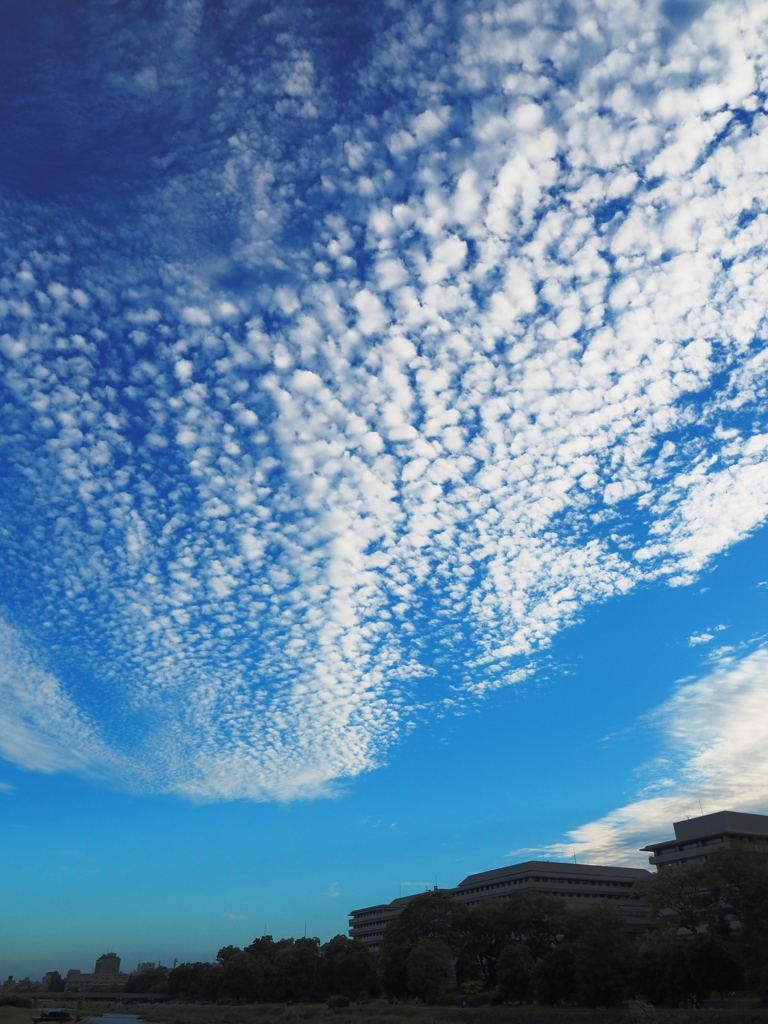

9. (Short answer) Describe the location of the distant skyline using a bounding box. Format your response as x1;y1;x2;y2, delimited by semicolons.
3;0;768;983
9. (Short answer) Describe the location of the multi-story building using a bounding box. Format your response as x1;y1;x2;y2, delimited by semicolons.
349;810;768;952
64;954;126;990
640;810;768;870
349;860;652;951
94;953;121;976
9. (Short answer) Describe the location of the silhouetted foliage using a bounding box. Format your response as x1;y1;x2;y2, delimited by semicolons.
406;939;452;1003
459;891;566;988
167;962;210;1000
167;845;768;1008
123;966;169;993
495;943;535;1003
380;891;469;998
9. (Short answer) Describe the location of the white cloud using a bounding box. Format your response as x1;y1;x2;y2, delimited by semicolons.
2;0;768;802
544;647;768;865
688;633;714;646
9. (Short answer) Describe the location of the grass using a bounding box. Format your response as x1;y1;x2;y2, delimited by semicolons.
4;999;768;1024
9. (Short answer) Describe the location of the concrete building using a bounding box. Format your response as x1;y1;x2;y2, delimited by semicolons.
640;810;768;869
94;953;121;976
349;860;652;951
64;954;126;990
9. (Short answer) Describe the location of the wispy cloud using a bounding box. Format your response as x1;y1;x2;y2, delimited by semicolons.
1;0;768;800
543;647;768;865
688;633;714;646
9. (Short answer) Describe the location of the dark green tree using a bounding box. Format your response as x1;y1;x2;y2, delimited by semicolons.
534;944;577;1005
687;935;742;1000
633;862;714;935
496;943;534;1003
567;904;636;1006
636;936;693;1005
406;939;452;1003
380;891;469;998
216;945;242;963
459;892;565;988
123;967;169;994
274;937;321;1001
702;844;768;981
218;951;261;1002
320;935;376;999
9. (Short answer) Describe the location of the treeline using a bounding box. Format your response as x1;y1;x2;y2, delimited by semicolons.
126;935;377;1003
137;845;768;1007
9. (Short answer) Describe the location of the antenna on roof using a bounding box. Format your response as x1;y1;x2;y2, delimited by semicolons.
699;800;705;816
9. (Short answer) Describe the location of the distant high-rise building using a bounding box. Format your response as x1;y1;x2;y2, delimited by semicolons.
94;953;121;976
134;963;155;975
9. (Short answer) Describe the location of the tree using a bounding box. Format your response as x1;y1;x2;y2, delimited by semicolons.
634;862;714;935
218;951;260;1002
702;844;768;980
320;935;376;999
566;905;636;1006
167;962;211;1000
535;904;635;1007
380;891;469;998
687;935;742;1000
459;892;565;988
406;939;452;1003
216;945;242;963
496;943;534;1003
534;944;577;1005
123;967;169;993
274;937;321;1001
636;936;692;1005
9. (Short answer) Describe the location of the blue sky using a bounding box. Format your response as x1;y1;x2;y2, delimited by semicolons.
3;0;768;981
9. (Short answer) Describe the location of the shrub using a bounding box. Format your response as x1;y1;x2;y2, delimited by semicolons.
436;993;463;1006
327;996;349;1009
627;999;658;1024
0;997;33;1008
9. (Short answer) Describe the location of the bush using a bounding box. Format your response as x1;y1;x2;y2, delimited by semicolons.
0;997;33;1008
627;1000;658;1024
327;995;349;1009
436;993;464;1006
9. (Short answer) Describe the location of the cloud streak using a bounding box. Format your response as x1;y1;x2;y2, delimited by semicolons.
2;0;768;799
544;647;768;865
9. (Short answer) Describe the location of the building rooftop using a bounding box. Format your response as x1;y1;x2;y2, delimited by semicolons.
457;860;650;888
640;810;768;852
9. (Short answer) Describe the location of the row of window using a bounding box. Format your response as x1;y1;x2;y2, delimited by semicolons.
461;876;632;895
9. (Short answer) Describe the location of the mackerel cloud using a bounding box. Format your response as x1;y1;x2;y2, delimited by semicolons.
2;0;768;799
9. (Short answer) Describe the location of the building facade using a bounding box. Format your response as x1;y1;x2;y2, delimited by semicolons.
640;810;768;869
349;860;652;950
65;953;125;990
94;953;121;976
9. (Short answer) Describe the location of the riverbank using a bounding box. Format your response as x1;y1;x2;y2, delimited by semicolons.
5;1001;768;1024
